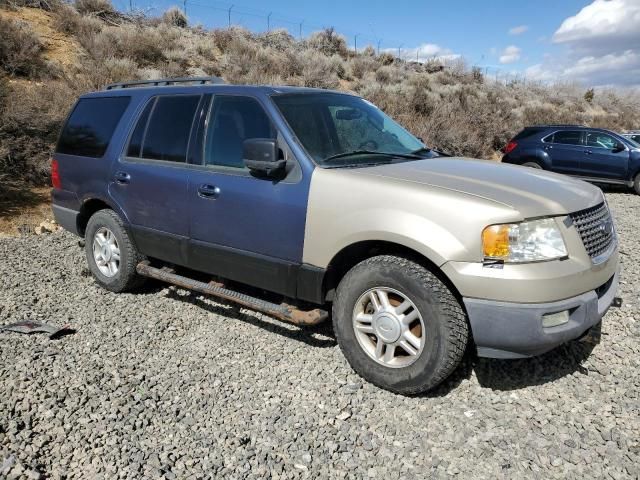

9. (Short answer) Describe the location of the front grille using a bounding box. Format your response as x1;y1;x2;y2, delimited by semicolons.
570;202;615;261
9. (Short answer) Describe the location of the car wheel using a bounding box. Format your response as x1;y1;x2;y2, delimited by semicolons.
522;161;542;169
633;173;640;195
85;209;145;292
332;255;469;395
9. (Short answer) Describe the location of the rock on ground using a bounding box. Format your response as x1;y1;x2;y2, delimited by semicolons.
0;191;639;479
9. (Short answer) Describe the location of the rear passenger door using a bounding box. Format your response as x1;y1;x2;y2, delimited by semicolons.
109;94;204;266
581;131;629;180
187;95;308;297
544;130;584;174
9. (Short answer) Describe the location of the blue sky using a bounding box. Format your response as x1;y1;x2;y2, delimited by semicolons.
111;0;640;87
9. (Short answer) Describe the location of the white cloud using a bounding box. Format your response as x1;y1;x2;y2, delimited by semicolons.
509;25;529;35
386;43;461;63
553;0;640;54
499;45;521;64
527;0;640;86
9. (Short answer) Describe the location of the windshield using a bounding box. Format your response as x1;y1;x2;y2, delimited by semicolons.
272;93;426;167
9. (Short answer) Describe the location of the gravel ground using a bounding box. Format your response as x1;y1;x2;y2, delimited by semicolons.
1;191;639;480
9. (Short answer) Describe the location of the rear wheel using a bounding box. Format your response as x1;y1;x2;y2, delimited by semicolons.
633;173;640;195
522;161;542;169
85;209;145;292
332;255;468;395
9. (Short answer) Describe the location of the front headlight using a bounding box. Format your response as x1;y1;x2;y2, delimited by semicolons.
482;218;568;262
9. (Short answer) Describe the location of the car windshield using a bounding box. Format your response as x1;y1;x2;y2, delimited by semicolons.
272;92;426;167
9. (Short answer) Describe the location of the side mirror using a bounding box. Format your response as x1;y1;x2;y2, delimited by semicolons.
613;143;626;153
243;138;286;177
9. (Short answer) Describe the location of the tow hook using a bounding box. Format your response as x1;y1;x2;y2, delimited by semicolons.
612;297;622;308
78;239;85;248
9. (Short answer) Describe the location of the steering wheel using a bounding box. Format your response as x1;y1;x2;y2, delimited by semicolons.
358;139;379;150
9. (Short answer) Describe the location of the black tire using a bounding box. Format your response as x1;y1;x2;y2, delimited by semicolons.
633;173;640;195
332;255;468;395
522;161;542;169
84;209;146;292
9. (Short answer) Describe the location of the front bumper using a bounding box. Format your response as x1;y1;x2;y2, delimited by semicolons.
463;268;619;359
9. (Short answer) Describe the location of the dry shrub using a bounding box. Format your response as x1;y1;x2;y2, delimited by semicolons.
0;80;77;183
0;17;48;77
211;27;252;53
4;0;640;186
75;0;114;16
307;28;348;58
378;52;395;66
348;56;377;79
375;65;402;85
77;23;169;66
77;56;139;90
161;7;186;28
300;50;341;89
258;28;295;51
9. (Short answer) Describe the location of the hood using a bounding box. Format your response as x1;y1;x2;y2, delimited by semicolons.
358;157;603;218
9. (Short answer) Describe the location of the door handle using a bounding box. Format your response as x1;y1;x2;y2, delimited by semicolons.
114;171;130;184
584;149;593;155
198;184;220;199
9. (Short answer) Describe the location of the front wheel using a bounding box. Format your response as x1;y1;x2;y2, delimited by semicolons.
332;255;469;395
633;173;640;195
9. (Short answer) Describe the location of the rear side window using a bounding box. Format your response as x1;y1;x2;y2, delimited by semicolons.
551;130;582;146
56;96;130;158
128;95;201;163
513;128;545;141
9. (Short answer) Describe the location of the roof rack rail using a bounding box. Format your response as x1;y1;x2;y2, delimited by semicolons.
531;124;586;128
104;76;225;90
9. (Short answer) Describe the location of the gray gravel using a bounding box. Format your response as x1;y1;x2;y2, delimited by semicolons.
1;191;639;479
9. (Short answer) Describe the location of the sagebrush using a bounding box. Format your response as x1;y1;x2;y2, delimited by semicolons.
1;0;639;185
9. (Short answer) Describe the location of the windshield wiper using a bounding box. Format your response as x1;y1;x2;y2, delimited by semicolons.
322;150;423;163
410;147;432;155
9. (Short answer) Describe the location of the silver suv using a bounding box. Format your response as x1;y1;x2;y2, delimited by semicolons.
53;81;619;394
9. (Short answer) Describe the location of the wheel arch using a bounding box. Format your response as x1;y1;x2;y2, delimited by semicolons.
77;196;130;238
321;240;463;304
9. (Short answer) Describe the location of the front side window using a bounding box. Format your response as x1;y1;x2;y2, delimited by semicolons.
128;95;201;163
204;96;276;169
273;93;424;167
585;132;618;150
57;96;130;158
552;130;582;146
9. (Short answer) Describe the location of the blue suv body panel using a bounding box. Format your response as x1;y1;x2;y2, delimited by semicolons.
502;125;640;186
51;84;326;300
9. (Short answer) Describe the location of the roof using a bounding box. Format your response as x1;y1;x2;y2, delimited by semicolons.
82;77;348;99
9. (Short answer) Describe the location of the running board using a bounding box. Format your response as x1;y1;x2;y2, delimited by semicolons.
136;262;328;326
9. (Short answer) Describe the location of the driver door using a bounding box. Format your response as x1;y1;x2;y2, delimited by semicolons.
187;94;309;297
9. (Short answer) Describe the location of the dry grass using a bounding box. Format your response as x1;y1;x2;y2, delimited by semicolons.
1;0;640;189
0;184;52;235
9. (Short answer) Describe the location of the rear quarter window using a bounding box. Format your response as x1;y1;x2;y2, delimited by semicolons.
56;96;130;158
513;128;545;141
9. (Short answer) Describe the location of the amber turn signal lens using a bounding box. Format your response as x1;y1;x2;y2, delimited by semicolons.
482;224;511;258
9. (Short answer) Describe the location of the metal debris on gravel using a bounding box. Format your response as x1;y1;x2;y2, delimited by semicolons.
0;191;639;479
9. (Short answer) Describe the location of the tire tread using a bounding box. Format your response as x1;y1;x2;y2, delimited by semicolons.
333;255;469;395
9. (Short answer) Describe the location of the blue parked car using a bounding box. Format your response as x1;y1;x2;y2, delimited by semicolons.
502;125;640;194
